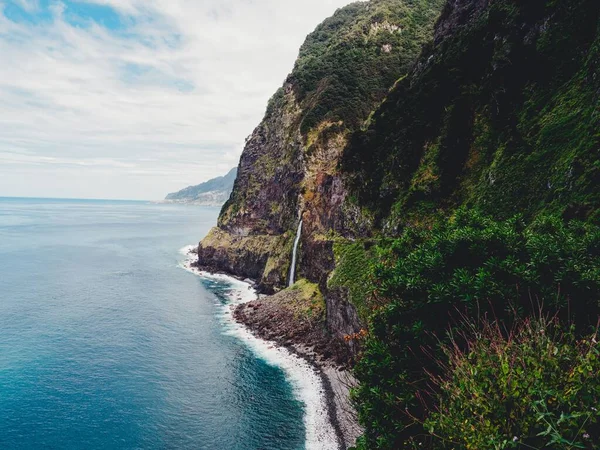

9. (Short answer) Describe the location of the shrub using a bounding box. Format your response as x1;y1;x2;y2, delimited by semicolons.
352;210;600;449
425;316;600;450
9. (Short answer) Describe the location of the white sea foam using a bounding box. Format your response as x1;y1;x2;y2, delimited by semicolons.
178;244;197;256
178;246;339;450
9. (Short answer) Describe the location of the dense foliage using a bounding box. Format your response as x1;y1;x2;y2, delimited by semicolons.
352;210;600;449
342;0;600;227
425;317;600;449
328;240;377;322
289;0;445;134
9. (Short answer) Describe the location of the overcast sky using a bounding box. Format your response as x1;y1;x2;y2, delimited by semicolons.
0;0;354;200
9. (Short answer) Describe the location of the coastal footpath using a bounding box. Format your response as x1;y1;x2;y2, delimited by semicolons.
195;0;600;448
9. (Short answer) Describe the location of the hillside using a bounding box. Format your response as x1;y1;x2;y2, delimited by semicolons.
200;0;444;290
343;0;600;228
194;0;600;448
165;168;237;206
340;0;600;448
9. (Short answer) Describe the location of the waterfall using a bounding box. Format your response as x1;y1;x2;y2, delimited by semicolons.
288;220;303;287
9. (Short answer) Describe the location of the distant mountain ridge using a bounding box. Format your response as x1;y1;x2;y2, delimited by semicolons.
165;168;237;206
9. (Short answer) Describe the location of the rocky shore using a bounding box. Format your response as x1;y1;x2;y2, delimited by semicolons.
233;286;363;449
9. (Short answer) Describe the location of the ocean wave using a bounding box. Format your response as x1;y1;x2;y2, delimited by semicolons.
178;244;197;256
178;247;339;450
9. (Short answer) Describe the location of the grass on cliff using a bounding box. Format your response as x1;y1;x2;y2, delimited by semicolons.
328;239;378;323
287;279;326;321
290;0;445;135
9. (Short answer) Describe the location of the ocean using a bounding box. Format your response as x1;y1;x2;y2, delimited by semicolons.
0;197;331;450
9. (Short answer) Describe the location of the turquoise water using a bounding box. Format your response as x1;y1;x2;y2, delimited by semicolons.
0;198;305;450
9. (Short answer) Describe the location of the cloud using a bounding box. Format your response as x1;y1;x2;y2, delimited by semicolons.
0;0;355;199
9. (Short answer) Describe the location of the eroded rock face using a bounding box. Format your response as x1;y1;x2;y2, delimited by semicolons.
197;0;446;354
326;288;363;356
196;227;290;293
218;85;304;237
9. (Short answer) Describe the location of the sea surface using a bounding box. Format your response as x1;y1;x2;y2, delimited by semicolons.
0;197;307;450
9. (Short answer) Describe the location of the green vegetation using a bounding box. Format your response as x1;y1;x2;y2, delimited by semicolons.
328;239;378;322
290;0;445;135
337;5;600;443
289;279;326;320
219;0;445;235
343;0;600;226
210;1;600;448
351;209;600;449
425;317;600;449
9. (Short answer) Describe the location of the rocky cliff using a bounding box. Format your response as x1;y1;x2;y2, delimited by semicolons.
197;0;445;335
193;0;600;447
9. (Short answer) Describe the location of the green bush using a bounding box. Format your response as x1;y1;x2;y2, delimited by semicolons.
328;240;377;322
425;317;600;449
352;210;600;449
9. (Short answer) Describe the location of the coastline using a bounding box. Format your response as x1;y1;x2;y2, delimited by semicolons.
233;294;362;449
178;246;348;450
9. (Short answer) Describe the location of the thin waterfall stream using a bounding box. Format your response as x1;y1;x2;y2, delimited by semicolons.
288;220;303;287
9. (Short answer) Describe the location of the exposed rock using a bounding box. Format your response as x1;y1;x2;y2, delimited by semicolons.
196;227;291;293
218;86;304;236
197;0;445;358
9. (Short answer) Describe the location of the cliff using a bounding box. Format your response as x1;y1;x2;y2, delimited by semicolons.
197;0;445;330
165;168;237;206
342;0;600;448
194;0;600;447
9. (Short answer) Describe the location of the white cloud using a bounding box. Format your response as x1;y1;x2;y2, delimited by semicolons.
0;0;355;199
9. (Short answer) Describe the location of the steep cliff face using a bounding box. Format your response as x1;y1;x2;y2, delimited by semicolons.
193;0;600;447
341;1;600;448
343;0;600;229
198;0;445;308
218;86;304;237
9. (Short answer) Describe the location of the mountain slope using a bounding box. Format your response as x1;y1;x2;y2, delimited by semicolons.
200;0;445;293
343;0;600;229
192;0;600;448
165;168;237;206
337;0;600;447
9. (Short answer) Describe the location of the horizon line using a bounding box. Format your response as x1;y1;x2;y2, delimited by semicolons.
0;195;153;203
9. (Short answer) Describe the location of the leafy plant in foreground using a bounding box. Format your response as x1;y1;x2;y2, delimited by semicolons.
425;316;600;450
352;209;600;449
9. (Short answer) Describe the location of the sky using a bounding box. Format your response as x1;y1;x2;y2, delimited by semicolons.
0;0;355;200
